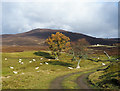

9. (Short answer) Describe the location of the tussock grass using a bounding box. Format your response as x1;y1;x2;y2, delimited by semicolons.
2;50;98;89
88;62;120;89
62;62;108;89
2;50;117;89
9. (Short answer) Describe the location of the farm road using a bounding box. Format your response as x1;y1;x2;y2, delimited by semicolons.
49;71;81;89
75;72;94;90
49;66;105;89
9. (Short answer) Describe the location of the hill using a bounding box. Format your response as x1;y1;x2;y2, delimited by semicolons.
1;28;118;46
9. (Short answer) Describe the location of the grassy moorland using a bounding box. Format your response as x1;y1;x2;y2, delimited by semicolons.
2;45;119;89
62;46;120;89
88;61;120;89
1;46;47;52
2;49;105;89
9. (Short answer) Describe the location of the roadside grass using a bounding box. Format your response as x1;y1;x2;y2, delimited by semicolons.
2;50;102;89
61;53;114;89
88;61;120;89
62;73;82;89
62;62;109;89
2;50;117;89
2;51;73;89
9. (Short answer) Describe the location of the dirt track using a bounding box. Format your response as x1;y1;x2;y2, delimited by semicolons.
49;71;81;89
49;66;105;89
75;72;94;90
49;71;95;89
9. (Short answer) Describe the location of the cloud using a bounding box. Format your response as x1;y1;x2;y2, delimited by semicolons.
2;1;118;38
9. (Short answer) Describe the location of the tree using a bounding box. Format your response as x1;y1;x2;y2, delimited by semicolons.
71;38;89;68
46;32;71;60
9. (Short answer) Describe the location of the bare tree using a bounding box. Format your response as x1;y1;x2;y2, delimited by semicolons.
71;38;89;68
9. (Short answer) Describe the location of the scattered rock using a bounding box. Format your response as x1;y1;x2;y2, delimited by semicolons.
40;63;42;65
21;73;24;75
48;59;51;61
5;58;7;60
10;66;14;69
19;60;21;63
35;67;39;69
33;59;36;61
102;63;105;66
68;67;73;69
19;59;22;61
45;62;48;65
40;58;43;60
13;71;18;74
29;61;32;63
21;62;24;64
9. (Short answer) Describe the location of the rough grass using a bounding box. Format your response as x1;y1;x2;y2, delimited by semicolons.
89;45;119;56
2;51;71;89
1;46;48;52
61;53;118;89
2;49;118;89
2;50;102;89
62;62;109;89
88;61;120;89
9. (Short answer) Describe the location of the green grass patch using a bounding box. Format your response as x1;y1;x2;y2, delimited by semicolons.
88;62;120;89
62;65;108;89
2;50;114;89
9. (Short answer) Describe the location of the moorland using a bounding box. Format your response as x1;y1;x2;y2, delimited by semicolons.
1;29;120;89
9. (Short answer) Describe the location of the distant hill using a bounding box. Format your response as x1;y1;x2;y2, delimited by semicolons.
1;28;119;46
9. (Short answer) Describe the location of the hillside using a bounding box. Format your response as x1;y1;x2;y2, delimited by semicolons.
1;28;118;46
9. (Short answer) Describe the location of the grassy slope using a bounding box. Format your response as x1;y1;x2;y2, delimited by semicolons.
61;45;119;89
2;50;118;89
2;51;71;89
62;62;110;89
2;50;103;89
88;61;120;89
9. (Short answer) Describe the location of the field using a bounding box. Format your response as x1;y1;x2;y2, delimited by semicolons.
1;45;120;89
88;62;120;89
1;46;48;52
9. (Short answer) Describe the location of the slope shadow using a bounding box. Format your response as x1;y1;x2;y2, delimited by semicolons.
98;71;120;87
48;61;73;67
87;58;101;62
34;51;54;59
34;51;73;67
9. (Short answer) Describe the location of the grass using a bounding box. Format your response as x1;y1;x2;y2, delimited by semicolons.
60;45;119;89
2;46;47;52
62;73;82;89
2;51;71;89
2;49;118;89
62;62;110;89
2;50;102;89
88;61;120;89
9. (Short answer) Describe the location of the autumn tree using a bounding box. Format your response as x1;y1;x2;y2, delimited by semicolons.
71;38;89;68
46;32;71;60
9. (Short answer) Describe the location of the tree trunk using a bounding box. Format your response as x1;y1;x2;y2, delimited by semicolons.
104;51;110;59
76;59;81;69
55;56;59;60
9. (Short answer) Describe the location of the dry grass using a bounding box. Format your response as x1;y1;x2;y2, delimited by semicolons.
89;46;119;56
1;46;48;53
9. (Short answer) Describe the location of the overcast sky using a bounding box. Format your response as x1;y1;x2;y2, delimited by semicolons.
2;1;118;38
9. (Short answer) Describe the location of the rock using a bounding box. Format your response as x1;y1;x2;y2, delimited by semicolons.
68;67;73;69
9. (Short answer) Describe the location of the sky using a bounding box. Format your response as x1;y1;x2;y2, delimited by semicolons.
1;0;118;38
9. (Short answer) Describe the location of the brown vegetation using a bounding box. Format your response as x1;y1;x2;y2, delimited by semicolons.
1;28;118;47
89;46;119;56
1;46;48;53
